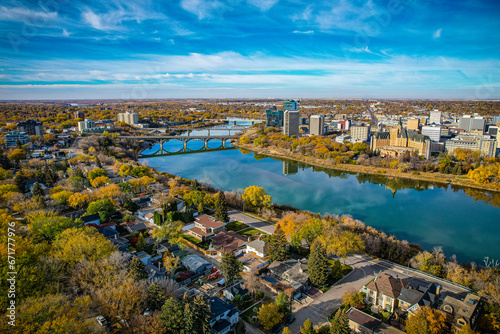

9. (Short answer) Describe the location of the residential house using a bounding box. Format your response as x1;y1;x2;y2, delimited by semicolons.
223;283;250;301
439;293;481;330
80;213;101;226
365;273;408;312
398;280;440;314
208;296;239;334
268;258;310;298
211;231;247;256
187;215;226;241
246;238;268;258
126;222;148;234
98;226;119;239
346;307;382;334
181;254;213;274
135;251;151;265
133;196;152;208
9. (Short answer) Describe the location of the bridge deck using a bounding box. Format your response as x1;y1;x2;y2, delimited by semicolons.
121;135;239;139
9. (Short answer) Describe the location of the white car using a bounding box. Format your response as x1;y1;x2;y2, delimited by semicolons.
96;315;107;326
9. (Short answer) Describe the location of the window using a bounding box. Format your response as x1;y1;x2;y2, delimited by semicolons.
386;297;392;303
457;319;467;326
444;305;453;314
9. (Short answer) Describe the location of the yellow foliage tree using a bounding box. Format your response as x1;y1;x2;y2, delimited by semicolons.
242;185;271;210
257;302;283;330
50;190;74;206
90;175;110;188
68;192;91;209
52;227;116;265
405;306;447;334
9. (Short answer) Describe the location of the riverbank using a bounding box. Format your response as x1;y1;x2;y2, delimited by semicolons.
232;142;500;194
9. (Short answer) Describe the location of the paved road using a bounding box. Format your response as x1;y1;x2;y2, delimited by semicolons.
228;209;275;235
288;254;471;333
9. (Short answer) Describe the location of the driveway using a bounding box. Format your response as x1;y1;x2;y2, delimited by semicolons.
228;209;275;235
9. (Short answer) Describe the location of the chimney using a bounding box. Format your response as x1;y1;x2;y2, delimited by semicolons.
258;235;262;241
436;285;441;297
248;237;251;243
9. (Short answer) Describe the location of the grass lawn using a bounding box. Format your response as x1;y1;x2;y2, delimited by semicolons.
238;228;265;238
182;234;201;245
226;221;250;232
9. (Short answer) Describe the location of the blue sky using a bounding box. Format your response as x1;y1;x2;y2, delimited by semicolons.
1;0;499;100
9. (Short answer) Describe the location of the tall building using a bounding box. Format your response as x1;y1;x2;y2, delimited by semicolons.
265;108;284;127
17;119;43;136
422;126;441;142
283;110;299;137
350;126;371;142
493;115;500;124
117;112;139;125
338;119;351;130
78;119;95;132
407;119;420;130
445;135;497;158
5;131;30;147
458;116;485;133
283;99;298;111
74;111;85;120
430;110;442;125
371;124;431;159
309;115;325;135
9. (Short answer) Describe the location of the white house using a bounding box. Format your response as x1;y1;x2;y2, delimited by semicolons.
246;239;268;258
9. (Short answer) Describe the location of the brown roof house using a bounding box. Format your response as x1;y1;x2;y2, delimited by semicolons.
439;293;481;331
187;214;226;241
346;307;382;334
364;273;408;313
211;231;247;256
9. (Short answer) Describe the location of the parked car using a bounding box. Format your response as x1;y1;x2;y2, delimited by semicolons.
271;325;284;334
285;315;296;325
96;315;108;326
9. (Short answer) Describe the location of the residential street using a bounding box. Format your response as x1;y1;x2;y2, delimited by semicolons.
228;209;276;235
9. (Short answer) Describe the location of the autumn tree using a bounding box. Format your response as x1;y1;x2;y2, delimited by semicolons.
86;198;116;223
301;318;315;334
341;289;364;309
136;232;146;251
405;306;447;334
50;190;74;206
163;253;180;277
276;292;291;319
308;240;329;287
456;325;478;334
220;251;243;286
129;256;148;281
87;167;107;181
268;224;290;262
28;215;79;242
215;190;229;222
52;227;116;265
242;185;272;211
321;229;364;264
32;182;44;198
90;175;110;188
257;302;283;330
68;192;91;209
330;309;350;334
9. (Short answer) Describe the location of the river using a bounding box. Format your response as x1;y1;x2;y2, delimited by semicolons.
140;122;500;264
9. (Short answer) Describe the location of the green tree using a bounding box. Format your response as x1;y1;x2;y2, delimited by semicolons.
14;172;25;192
29;215;79;242
301;318;315;334
161;297;186;334
276;292;291;318
220;251;243;286
308;240;329;287
32;182;44;198
242;185;272;210
136;232;146;251
87;167;107;181
215;190;229;222
86;198;116;223
268;224;290;262
129;256;148;281
331;259;343;282
330;309;350;334
146;282;167;311
184;294;211;334
190;179;201;191
257;302;283;331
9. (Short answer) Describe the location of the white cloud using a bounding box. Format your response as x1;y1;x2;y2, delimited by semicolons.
180;0;224;20
315;0;380;33
247;0;279;11
0;6;57;24
293;30;314;34
82;9;105;30
62;28;70;37
433;28;442;38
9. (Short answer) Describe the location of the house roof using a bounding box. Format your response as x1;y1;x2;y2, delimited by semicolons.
80;213;100;223
399;281;438;308
211;231;247;253
246;239;268;254
144;212;155;219
133;197;151;205
196;214;225;229
366;273;408;299
268;258;309;284
181;254;211;272
224;283;249;297
127;222;148;232
99;226;119;238
440;293;481;326
212;319;231;333
189;226;213;237
98;222;116;228
346;307;382;331
208;296;237;321
398;288;424;306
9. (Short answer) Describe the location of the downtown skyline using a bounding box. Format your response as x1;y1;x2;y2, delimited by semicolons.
1;0;499;100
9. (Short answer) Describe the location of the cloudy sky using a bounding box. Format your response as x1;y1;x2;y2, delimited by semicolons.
1;0;499;100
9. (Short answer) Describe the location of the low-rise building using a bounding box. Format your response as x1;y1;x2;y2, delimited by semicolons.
365;273;408;313
187;215;226;241
445;135;497;158
440;293;481;331
208;296;239;334
181;254;213;274
223;283;250;301
5;130;30;147
246;238;268;258
211;231;247;256
346;307;382;334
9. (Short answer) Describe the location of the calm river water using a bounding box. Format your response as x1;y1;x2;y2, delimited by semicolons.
140;126;500;264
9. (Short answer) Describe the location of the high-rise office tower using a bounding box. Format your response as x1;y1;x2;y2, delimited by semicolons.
283;110;299;136
309;115;325;135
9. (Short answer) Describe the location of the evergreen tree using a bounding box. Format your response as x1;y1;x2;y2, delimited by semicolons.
95;156;102;168
215;190;229;222
198;202;204;214
184;294;211;334
32;182;44;198
153;211;163;226
330;309;350;334
190;179;201;191
275;292;291;318
220;251;243;286
146;282;167;311
161;297;186;334
308;240;329;287
331;259;343;282
136;232;146;251
268;224;290;262
129;256;148;281
457;164;463;175
14;173;25;193
74;167;84;178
